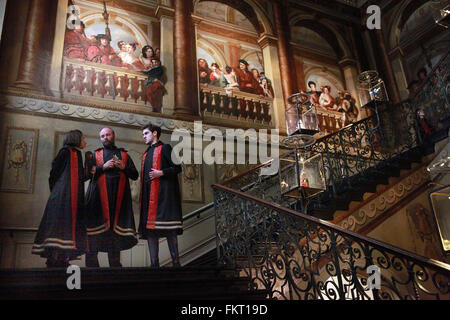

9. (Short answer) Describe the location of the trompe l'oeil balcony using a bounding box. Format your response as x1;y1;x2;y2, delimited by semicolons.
199;86;273;127
62;58;149;108
61;58;346;133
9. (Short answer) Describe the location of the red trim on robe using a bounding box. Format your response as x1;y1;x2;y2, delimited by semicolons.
114;151;127;229
95;149;128;231
70;149;78;249
95;150;111;229
146;145;162;229
139;152;147;216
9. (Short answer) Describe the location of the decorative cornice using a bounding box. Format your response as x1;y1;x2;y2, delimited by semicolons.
257;34;278;49
155;5;175;20
0;94;281;142
338;58;358;69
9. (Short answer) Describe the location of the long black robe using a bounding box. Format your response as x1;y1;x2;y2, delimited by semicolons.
85;146;138;252
139;141;183;238
32;146;88;260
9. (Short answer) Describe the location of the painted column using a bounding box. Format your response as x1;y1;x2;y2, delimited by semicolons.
339;58;367;119
156;5;175;115
227;42;241;70
14;0;52;92
389;46;409;101
0;0;7;42
294;56;306;92
375;29;401;104
259;34;286;133
273;0;298;104
173;0;197;116
48;0;69;97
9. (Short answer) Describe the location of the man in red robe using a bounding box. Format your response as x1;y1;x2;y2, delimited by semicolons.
63;21;95;60
139;124;183;267
87;34;122;67
85;127;139;267
235;59;263;95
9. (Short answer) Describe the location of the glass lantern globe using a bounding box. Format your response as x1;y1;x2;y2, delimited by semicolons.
357;71;389;108
279;149;326;199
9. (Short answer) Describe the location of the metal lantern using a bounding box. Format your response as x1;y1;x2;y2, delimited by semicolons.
357;71;389;108
285;93;320;137
429;184;450;254
431;1;449;28
279;149;326;199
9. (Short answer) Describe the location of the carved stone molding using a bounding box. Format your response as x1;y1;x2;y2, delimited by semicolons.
1;94;282;143
337;166;431;233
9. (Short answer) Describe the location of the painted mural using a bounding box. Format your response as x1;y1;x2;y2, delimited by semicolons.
62;2;164;112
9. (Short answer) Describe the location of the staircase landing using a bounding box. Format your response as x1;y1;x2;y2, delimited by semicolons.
0;266;269;300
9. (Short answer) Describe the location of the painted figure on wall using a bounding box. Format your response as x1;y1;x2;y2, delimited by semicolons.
87;34;122;67
307;81;321;108
221;66;240;94
407;203;444;260
140;45;155;69
209;63;223;86
260;76;274;99
63;21;96;60
235;59;262;95
319;85;335;110
198;58;212;86
117;42;145;70
143;58;165;112
304;77;360;123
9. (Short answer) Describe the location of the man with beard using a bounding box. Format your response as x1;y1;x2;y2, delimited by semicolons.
85;127;138;267
139;124;183;267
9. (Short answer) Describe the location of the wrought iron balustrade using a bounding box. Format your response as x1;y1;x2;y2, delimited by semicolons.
212;183;450;300
212;50;450;300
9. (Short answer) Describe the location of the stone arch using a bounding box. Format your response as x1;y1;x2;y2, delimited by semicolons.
387;0;429;51
289;14;352;59
193;0;274;35
80;12;150;49
196;36;228;69
304;66;345;92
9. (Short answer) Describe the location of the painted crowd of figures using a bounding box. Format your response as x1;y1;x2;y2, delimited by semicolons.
198;58;275;99
63;22;358;122
63;22;164;112
304;81;359;122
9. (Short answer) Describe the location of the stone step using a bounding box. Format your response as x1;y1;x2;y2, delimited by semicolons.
0;267;267;300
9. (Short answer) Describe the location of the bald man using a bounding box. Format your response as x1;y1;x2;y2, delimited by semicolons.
85;127;139;267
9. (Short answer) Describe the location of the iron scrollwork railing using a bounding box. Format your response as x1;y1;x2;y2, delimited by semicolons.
213;183;450;300
212;50;450;299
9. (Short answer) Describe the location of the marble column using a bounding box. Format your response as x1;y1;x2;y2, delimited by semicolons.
227;42;241;70
14;0;52;93
339;58;367;119
294;57;306;92
259;34;286;133
389;46;409;101
0;0;7;41
273;0;298;104
173;0;197;116
48;0;69;97
156;5;175;115
375;29;401;104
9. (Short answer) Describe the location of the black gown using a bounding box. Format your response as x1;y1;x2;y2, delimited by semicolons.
85;146;139;252
139;141;183;238
32;146;88;260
